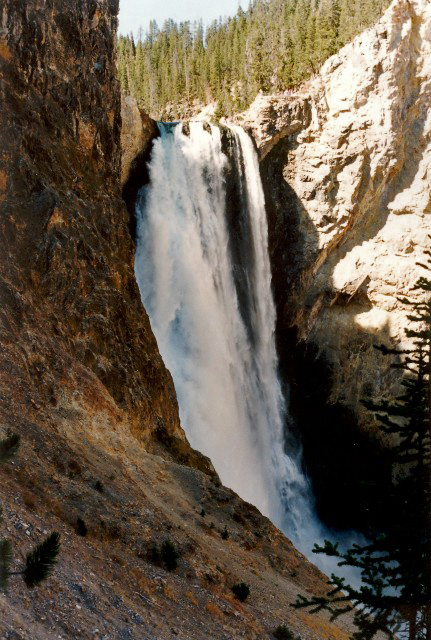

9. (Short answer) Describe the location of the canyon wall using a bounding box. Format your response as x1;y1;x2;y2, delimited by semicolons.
237;0;431;527
0;4;356;638
0;0;199;456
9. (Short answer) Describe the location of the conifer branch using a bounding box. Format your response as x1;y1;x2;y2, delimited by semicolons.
24;532;61;588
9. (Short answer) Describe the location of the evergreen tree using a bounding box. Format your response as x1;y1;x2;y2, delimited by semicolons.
293;253;431;640
0;432;61;591
116;0;391;119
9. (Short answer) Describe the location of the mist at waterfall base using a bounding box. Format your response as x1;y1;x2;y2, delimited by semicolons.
134;121;362;579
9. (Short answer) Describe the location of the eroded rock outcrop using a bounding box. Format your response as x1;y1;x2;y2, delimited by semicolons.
121;95;159;185
236;0;431;528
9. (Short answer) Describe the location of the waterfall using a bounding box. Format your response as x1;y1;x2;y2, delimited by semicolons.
134;121;323;555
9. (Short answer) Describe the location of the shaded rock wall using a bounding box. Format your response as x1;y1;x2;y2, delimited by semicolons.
120;95;159;240
236;0;431;528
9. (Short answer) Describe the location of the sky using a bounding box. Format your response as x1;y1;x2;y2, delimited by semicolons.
118;0;246;36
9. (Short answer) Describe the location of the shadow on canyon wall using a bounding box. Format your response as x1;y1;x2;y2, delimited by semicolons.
122;133;160;242
260;105;427;533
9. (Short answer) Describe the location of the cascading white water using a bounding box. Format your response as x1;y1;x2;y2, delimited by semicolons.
134;121;324;555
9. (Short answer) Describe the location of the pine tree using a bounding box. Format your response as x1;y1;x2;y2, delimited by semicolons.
23;532;61;588
293;252;431;639
116;0;391;119
0;432;61;591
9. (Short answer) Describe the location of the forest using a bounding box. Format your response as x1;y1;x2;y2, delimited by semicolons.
117;0;391;119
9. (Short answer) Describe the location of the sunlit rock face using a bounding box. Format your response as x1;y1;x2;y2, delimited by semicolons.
235;0;431;528
239;0;431;418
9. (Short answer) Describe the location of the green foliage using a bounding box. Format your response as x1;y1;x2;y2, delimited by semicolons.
24;532;61;588
0;434;60;590
221;526;229;540
149;539;180;571
293;250;431;639
231;582;250;602
160;539;180;571
213;100;227;122
0;431;20;464
148;543;162;564
273;624;300;640
117;0;391;119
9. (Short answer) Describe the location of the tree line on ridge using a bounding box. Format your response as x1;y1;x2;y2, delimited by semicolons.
117;0;390;119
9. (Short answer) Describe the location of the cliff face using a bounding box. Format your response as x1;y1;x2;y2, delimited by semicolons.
0;0;186;448
0;3;352;638
237;0;431;528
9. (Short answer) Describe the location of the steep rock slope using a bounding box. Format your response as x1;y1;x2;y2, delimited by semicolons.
0;2;353;638
236;0;431;527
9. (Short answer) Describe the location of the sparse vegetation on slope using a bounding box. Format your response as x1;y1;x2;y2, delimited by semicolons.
0;433;60;591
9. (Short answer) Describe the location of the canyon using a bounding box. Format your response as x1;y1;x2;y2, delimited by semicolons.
0;1;349;638
123;0;431;533
0;0;429;637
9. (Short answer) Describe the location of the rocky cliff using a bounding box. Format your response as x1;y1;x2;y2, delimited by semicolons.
0;0;189;451
0;2;351;638
236;0;431;528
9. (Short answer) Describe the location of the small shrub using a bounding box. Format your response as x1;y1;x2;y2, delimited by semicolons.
273;624;298;640
231;582;250;602
149;539;180;571
161;539;179;571
94;480;104;493
148;544;162;564
200;508;206;517
221;526;229;540
76;517;88;537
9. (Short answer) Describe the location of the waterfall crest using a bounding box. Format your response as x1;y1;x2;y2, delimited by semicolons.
135;122;321;552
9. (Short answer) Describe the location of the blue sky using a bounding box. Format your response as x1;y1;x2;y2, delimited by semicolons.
119;0;246;36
